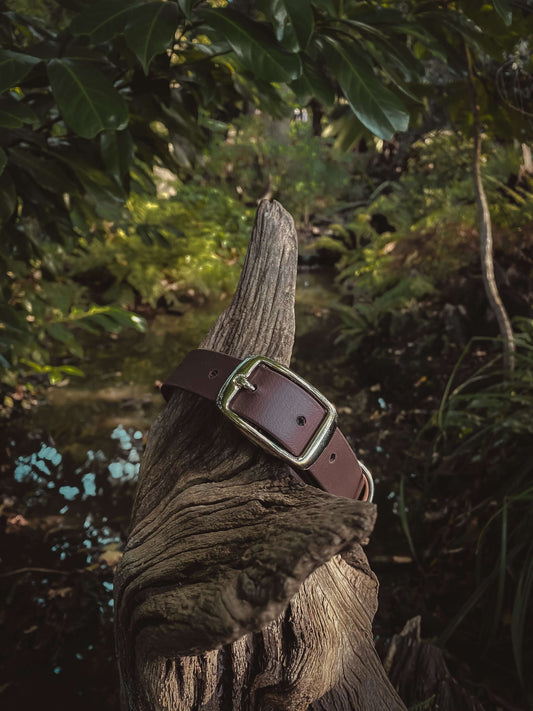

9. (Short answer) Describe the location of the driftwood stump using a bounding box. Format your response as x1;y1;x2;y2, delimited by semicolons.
114;200;406;710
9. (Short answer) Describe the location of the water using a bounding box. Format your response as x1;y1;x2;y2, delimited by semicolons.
0;270;404;710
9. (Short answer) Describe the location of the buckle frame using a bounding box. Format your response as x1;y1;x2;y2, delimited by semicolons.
359;460;375;503
216;355;337;470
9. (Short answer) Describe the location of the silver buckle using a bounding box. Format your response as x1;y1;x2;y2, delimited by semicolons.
216;355;337;470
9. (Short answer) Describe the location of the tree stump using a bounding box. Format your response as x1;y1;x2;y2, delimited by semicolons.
114;200;406;710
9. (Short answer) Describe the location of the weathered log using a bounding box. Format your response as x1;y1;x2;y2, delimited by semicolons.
114;200;405;710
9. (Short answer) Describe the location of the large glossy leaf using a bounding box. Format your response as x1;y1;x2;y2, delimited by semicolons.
47;59;129;139
324;40;409;140
70;0;143;42
0;50;40;94
0;96;38;128
201;8;302;82
125;2;180;75
0;148;6;177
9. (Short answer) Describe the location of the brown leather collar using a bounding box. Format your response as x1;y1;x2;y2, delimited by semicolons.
162;349;373;501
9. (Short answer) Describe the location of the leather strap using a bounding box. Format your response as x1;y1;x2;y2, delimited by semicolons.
162;349;370;501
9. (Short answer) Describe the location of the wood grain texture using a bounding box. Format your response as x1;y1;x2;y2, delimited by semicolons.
114;200;405;710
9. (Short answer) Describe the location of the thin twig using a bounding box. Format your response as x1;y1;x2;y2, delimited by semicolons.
0;567;70;578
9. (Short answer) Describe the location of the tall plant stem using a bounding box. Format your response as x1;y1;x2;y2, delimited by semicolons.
465;45;515;375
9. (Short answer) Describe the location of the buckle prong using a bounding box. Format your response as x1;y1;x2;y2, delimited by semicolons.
234;374;256;392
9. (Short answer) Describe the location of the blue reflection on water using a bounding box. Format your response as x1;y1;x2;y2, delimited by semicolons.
59;485;80;501
82;472;96;497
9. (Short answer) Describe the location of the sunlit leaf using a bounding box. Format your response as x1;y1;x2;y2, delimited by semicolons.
324;40;409;140
59;365;85;377
201;7;302;82
125;2;180;74
0;49;40;94
69;306;146;334
326;110;366;152
70;0;143;42
47;58;129;139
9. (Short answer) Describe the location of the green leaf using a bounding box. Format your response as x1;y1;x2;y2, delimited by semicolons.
311;0;337;15
201;8;302;83
327;110;366;152
0;49;41;94
511;547;533;685
8;147;73;193
70;306;146;334
177;0;193;20
125;2;180;75
370;36;424;84
45;322;76;346
70;0;143;42
58;365;85;377
47;58;129;139
0;148;6;177
324;40;409;140
291;59;335;106
0;173;17;226
279;0;314;50
0;96;38;128
493;0;512;26
100;128;134;187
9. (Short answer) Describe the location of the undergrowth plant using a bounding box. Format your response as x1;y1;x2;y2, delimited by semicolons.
70;184;252;310
414;322;533;686
202;114;360;225
1;183;252;390
1;267;146;388
327;132;533;350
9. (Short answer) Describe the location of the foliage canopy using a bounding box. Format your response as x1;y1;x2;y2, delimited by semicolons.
1;0;532;381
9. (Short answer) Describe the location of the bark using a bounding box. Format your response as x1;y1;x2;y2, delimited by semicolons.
520;143;532;177
114;200;405;710
465;47;515;375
